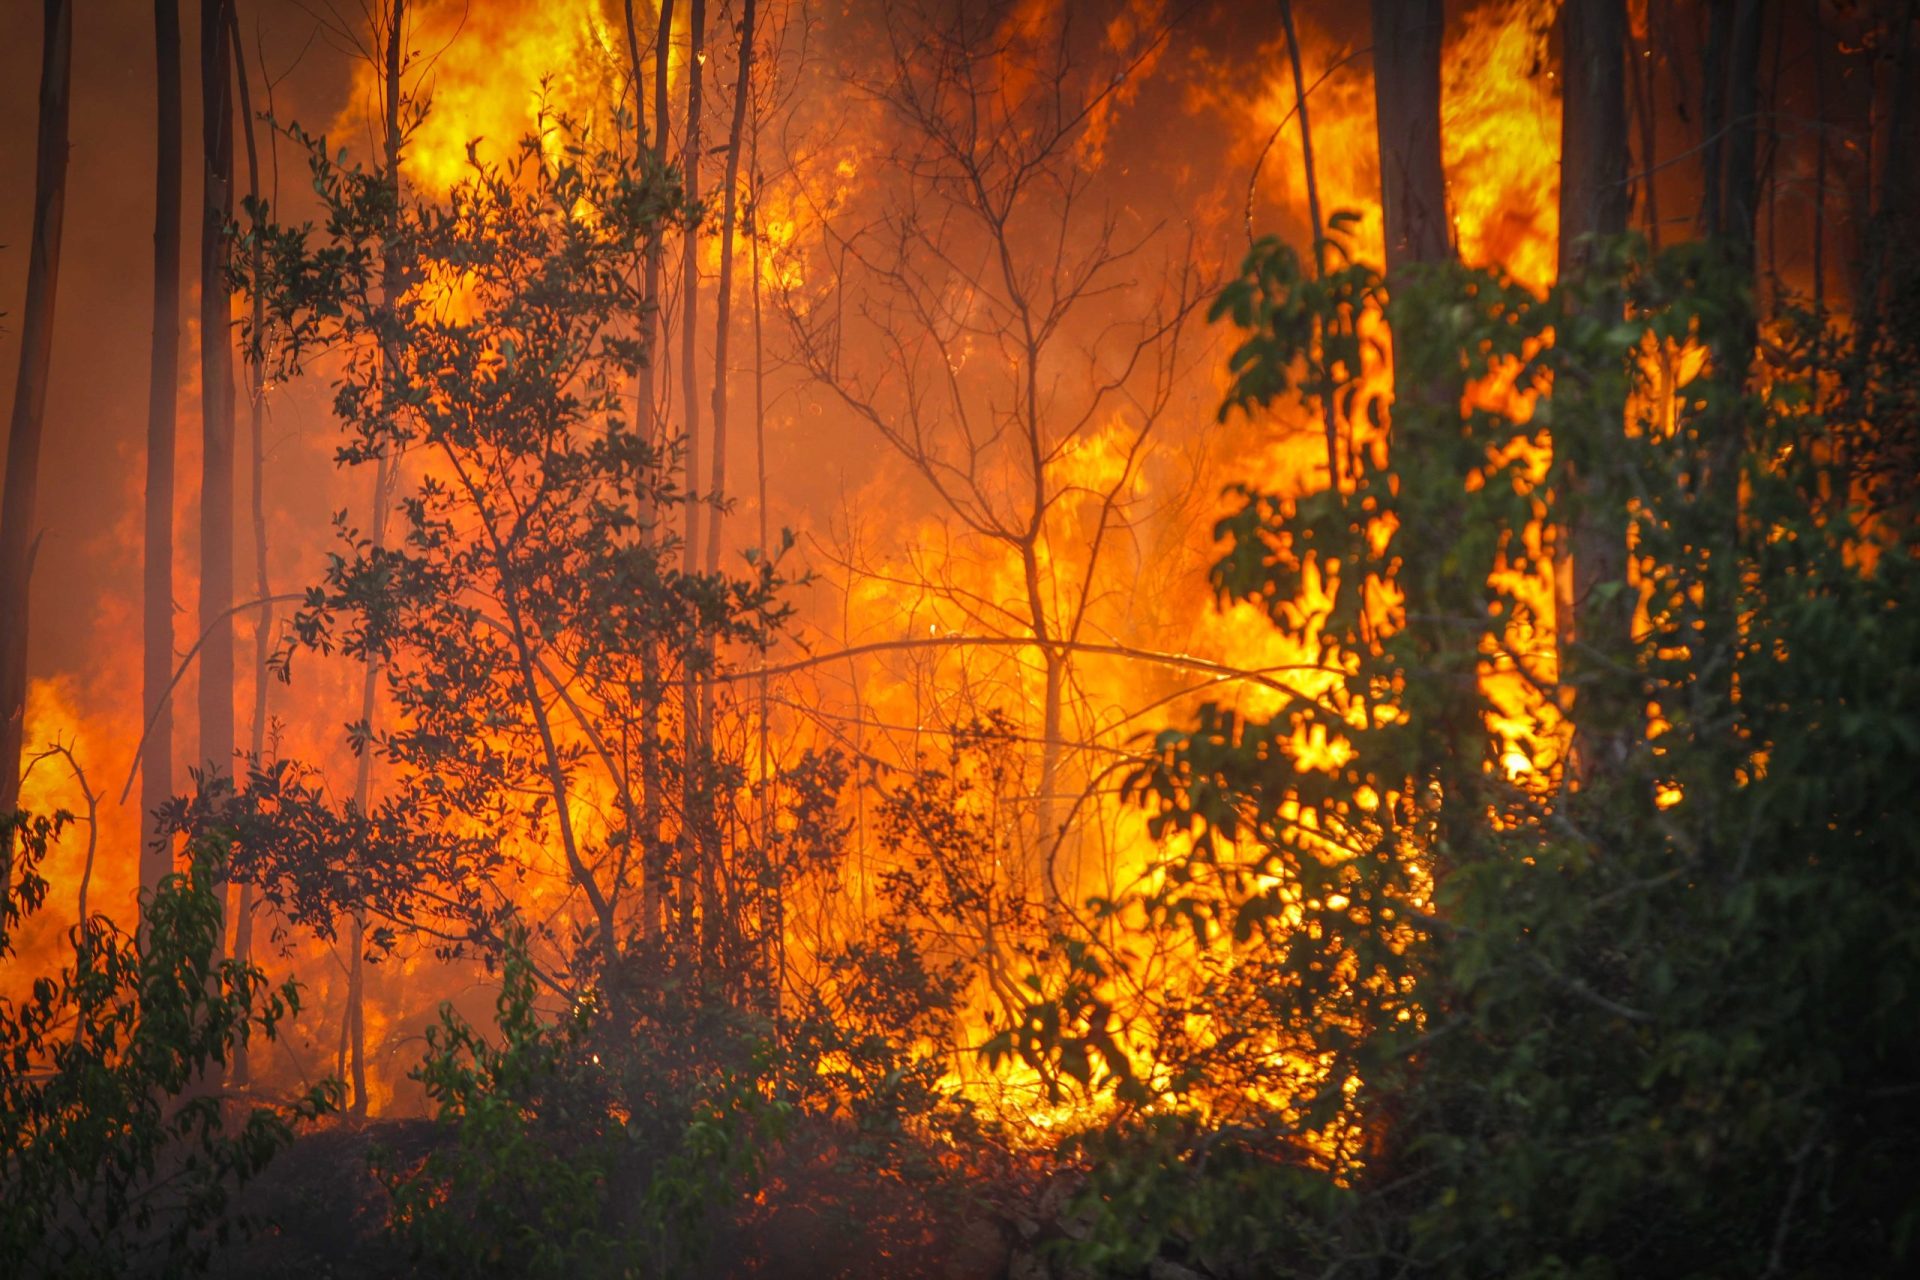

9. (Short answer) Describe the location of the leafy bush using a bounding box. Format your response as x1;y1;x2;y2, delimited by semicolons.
380;926;789;1279
0;812;340;1276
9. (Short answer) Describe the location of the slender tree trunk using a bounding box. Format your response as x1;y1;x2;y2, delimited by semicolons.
680;0;707;942
341;0;409;1119
1695;0;1764;759
1370;0;1451;277
694;0;756;979
623;0;655;452
682;0;705;562
0;0;72;940
1280;0;1341;492
638;0;676;945
646;0;675;461
1812;4;1828;313
750;113;777;1022
1627;15;1662;251
142;0;184;924
198;0;237;838
229;5;267;1085
622;0;649;149
1863;0;1916;332
706;0;757;578
1557;0;1633;781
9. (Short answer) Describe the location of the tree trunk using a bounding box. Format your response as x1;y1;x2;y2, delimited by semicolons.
706;0;757;578
0;0;73;937
230;2;265;1085
680;0;707;942
645;0;675;461
639;0;676;945
1864;0;1917;332
341;0;409;1119
142;0;184;924
750;115;778;1021
1281;0;1342;492
1370;0;1452;277
1556;0;1634;782
1696;0;1763;728
1371;0;1484;853
198;0;237;813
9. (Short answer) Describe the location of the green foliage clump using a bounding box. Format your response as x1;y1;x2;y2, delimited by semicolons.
380;926;788;1279
1001;226;1920;1276
0;813;339;1277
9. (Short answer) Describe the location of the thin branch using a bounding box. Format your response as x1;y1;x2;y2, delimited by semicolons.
117;593;307;805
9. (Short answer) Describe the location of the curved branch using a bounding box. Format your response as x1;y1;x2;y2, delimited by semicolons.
117;593;307;805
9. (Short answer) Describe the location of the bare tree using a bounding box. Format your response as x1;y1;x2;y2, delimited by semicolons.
0;0;74;880
781;1;1198;890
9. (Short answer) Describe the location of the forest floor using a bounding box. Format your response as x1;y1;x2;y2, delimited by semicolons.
202;1115;1079;1278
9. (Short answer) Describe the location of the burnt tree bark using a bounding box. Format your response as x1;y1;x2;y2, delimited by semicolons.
142;0;184;919
0;0;72;921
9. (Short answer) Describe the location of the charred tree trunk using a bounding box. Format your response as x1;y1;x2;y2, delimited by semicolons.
1557;0;1634;781
1370;0;1451;277
0;0;72;926
198;0;237;832
142;0;184;921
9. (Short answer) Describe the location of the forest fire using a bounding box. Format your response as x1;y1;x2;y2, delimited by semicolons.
5;0;1919;1276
